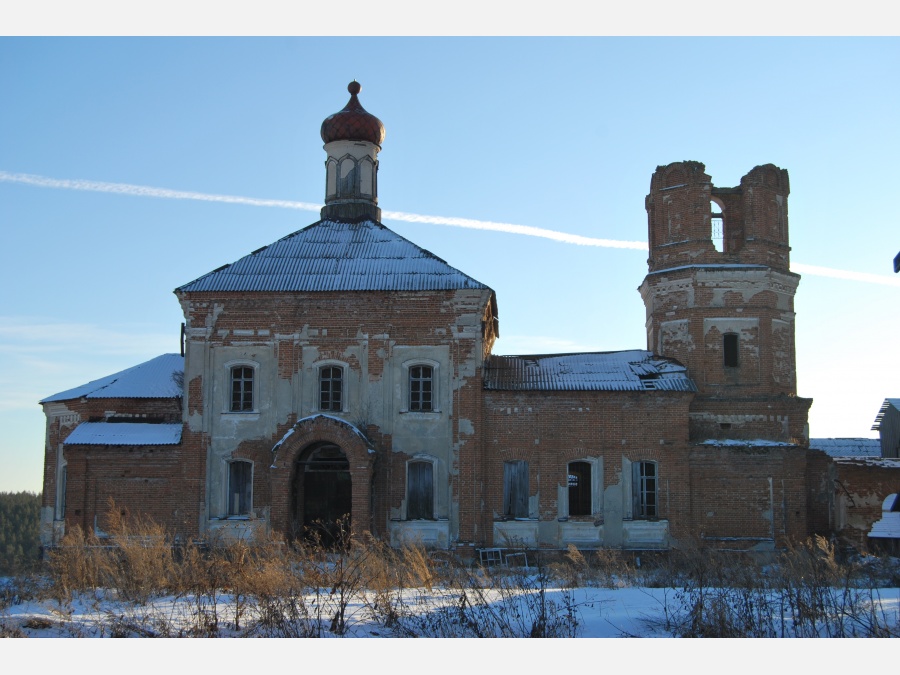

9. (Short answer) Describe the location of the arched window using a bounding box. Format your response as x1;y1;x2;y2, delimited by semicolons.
567;461;591;517
409;365;434;412
723;333;739;368
230;365;255;412
319;366;343;411
710;200;724;252
632;461;658;520
407;460;434;520
503;460;529;519
227;460;253;517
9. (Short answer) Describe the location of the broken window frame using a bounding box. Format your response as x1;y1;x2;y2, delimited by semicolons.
227;460;253;517
319;365;344;412
503;460;530;519
408;364;434;412
567;461;592;517
632;460;659;520
230;365;255;412
723;332;739;368
406;459;435;520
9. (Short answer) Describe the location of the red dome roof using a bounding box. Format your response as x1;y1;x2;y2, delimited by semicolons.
320;81;385;147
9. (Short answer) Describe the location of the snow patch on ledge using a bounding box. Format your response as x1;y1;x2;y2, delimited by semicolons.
271;414;372;452
698;439;796;447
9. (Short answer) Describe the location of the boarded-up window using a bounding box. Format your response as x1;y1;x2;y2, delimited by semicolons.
568;461;591;517
503;460;529;519
407;461;434;520
230;366;254;411
409;365;434;411
228;461;252;517
339;157;358;196
320;366;343;411
723;333;739;368
632;460;658;520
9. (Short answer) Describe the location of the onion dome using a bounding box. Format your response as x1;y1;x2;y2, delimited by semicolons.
320;81;385;147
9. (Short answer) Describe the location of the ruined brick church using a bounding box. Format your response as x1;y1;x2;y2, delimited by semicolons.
41;82;842;554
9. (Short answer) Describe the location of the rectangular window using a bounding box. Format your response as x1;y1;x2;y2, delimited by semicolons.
503;460;529;519
407;461;434;520
319;366;343;411
567;461;591;517
409;365;434;412
228;461;253;517
723;333;739;368
230;366;254;411
632;461;658;520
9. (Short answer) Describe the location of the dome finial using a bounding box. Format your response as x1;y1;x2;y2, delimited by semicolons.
348;80;361;95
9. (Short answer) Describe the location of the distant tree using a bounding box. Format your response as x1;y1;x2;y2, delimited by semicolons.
0;492;42;575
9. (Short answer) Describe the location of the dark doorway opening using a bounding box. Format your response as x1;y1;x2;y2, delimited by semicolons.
292;443;351;547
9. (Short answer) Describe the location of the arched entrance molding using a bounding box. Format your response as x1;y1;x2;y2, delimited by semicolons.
269;415;375;539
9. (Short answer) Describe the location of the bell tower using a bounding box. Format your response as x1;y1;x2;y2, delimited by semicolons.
319;81;385;221
639;162;811;443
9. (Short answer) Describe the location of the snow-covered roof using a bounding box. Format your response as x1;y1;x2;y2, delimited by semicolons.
809;438;881;458
64;422;182;446
40;354;184;403
483;350;696;392
870;495;900;539
175;219;489;293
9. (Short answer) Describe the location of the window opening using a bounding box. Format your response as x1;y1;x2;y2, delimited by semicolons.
228;461;253;516
231;366;254;412
711;200;724;252
632;461;658;519
58;465;67;519
723;333;739;368
503;460;529;519
567;461;592;517
407;461;434;520
409;365;434;411
319;366;343;411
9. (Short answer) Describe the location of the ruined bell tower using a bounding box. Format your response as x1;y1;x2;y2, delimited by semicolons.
639;161;811;443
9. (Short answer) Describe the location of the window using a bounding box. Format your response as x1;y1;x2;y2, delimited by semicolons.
710;200;724;252
567;461;591;517
503;460;529;519
319;366;343;411
409;365;434;412
227;461;253;517
723;333;739;368
58;464;67;519
407;460;434;520
230;366;254;412
632;461;658;520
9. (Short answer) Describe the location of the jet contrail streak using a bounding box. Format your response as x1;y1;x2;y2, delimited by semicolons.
3;170;897;286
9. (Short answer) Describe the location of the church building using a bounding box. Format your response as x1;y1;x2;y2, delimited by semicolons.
41;82;843;554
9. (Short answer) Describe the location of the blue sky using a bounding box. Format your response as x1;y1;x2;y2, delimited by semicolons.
1;37;898;492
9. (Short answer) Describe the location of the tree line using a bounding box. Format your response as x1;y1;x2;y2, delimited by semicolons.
0;491;41;575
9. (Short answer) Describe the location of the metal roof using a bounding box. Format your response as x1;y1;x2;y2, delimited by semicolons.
810;438;882;458
872;398;900;431
64;422;182;446
483;350;696;392
176;219;490;293
41;354;184;403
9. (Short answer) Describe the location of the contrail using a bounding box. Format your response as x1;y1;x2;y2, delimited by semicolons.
3;170;898;287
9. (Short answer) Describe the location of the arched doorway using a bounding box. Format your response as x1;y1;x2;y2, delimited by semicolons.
292;442;352;546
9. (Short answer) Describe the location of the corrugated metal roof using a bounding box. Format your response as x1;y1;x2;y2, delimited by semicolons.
176;219;490;293
483;350;696;392
64;422;182;446
41;354;184;403
872;398;900;431
810;438;881;458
